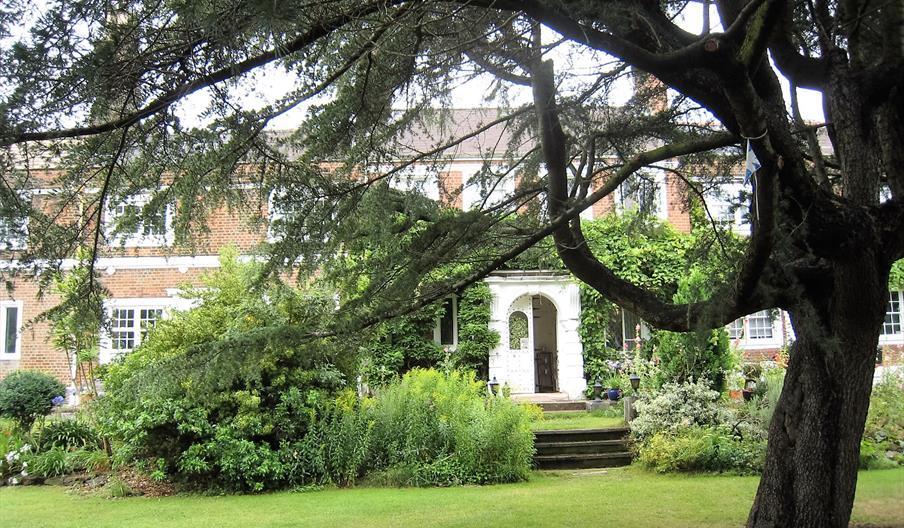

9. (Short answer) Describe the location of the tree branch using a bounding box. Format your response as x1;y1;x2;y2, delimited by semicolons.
534;58;774;332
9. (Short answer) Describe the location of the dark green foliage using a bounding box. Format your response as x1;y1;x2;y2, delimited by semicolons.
358;304;444;387
637;427;765;474
97;251;352;492
651;269;737;391
0;371;66;430
38;419;101;451
454;284;499;375
860;372;904;469
575;214;741;389
358;284;498;386
361;369;534;486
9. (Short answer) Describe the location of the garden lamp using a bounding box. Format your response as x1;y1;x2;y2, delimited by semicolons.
592;379;603;400
630;375;641;391
488;377;500;396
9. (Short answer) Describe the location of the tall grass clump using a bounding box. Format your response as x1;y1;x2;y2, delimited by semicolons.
365;369;534;486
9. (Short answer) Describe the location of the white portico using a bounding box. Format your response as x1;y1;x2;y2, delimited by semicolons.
485;271;587;400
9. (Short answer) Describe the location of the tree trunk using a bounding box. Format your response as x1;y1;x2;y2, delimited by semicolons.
747;262;886;527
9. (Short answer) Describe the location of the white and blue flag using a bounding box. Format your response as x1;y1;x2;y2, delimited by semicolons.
744;139;761;184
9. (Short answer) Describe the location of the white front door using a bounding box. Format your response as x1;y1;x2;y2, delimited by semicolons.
507;295;535;393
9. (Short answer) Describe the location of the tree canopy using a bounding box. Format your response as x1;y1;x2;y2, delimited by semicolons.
1;1;903;526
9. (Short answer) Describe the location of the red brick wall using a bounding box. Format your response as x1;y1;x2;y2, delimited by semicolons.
439;171;463;209
665;174;691;233
0;268;212;384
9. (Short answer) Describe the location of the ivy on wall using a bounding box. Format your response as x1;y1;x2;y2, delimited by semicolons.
508;311;529;349
359;283;499;385
456;282;500;376
891;259;904;291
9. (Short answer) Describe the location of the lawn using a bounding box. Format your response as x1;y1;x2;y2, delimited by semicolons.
531;408;625;430
2;468;902;528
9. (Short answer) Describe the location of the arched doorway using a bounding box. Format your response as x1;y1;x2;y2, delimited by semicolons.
532;295;558;393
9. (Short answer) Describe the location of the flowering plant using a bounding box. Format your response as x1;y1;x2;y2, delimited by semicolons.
1;443;31;485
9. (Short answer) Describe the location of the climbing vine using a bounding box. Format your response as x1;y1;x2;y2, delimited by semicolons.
456;282;500;376
358;283;499;386
891;259;904;290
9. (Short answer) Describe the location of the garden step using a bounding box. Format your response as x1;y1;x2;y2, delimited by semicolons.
534;401;587;412
535;439;628;456
534;427;630;443
534;451;633;470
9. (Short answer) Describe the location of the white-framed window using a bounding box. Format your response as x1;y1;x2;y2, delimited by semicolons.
105;194;173;247
0;193;30;250
728;318;745;340
728;310;783;349
433;296;457;347
607;308;650;352
882;291;902;337
706;179;750;236
101;299;185;362
0;301;23;359
388;166;440;202
746;311;774;339
268;189;337;244
461;165;515;211
616;170;665;218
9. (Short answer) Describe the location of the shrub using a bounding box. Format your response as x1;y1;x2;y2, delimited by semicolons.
0;371;66;431
363;369;534;486
859;371;904;469
27;446;72;477
631;380;731;441
38;419;101;451
96;252;353;492
68;448;110;474
637;427;765;474
652;270;737;392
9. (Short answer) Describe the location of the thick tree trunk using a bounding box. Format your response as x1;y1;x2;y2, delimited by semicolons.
747;262;886;527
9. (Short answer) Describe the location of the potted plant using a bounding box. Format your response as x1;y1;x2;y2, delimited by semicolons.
605;375;623;402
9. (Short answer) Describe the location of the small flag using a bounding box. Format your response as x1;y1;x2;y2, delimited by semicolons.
744;139;761;185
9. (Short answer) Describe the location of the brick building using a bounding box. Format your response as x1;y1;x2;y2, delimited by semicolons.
1;109;901;397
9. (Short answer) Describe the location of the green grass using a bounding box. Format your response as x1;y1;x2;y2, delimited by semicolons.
4;468;901;528
531;408;625;430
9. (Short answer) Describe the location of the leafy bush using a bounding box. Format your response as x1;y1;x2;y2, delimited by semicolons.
651;270;737;391
1;422;30;484
358;284;498;387
631;380;731;441
363;369;534;486
637;427;765;474
68;448;110;474
0;371;66;430
97;252;353;492
860;371;904;469
27;446;72;477
38;419;101;451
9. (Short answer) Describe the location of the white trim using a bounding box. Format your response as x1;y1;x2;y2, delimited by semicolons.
0;300;23;360
0;255;228;272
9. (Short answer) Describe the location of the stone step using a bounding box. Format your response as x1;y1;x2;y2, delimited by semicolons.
534;401;587;412
534;451;633;470
535;439;628;456
534;426;630;444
